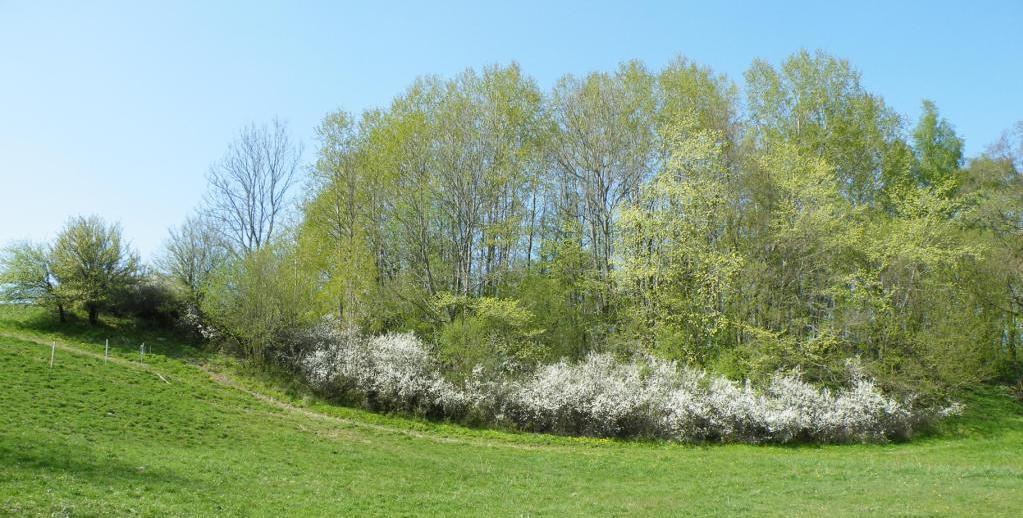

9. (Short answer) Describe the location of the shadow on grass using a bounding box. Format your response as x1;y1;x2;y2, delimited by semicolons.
0;437;206;496
924;386;1023;441
0;304;205;361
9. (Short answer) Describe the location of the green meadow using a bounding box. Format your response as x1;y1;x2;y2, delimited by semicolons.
1;306;1020;516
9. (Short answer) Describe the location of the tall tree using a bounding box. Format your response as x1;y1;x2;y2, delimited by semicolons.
962;123;1023;370
912;100;964;187
619;114;741;360
745;50;903;205
300;110;380;326
205;118;302;255
432;65;544;297
548;61;658;315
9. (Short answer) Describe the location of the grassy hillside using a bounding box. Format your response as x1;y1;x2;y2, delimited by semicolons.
1;306;1021;516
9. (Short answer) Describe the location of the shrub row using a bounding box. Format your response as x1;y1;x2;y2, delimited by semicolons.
299;321;958;443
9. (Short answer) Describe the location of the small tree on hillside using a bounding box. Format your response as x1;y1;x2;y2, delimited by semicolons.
158;214;228;311
50;215;141;325
0;241;70;321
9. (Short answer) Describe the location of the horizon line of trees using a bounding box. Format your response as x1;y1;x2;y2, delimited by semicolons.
4;50;1022;397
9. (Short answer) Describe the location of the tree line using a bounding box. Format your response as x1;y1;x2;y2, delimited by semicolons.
4;50;1021;396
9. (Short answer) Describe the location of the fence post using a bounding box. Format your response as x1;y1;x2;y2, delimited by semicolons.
105;339;109;362
140;342;145;362
49;342;55;368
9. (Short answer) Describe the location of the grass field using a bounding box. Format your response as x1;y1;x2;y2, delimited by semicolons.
1;306;1021;516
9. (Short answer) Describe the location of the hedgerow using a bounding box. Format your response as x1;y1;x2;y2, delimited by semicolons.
299;321;958;443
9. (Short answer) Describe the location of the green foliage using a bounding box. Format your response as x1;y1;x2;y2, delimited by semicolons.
201;244;317;362
49;215;141;325
434;294;545;375
745;50;903;205
298;110;381;328
0;241;67;320
912;100;964;187
111;274;181;324
618;114;742;362
3;219;181;327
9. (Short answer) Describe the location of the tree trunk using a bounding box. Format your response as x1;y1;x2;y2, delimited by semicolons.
57;304;66;323
88;305;99;325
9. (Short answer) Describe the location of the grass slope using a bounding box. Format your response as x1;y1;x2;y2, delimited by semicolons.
1;306;1021;516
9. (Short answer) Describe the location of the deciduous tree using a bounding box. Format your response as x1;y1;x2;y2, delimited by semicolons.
50;215;140;325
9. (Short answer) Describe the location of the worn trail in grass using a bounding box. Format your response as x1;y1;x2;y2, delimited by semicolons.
1;308;1021;516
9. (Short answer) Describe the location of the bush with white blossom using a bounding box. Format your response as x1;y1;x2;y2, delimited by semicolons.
301;323;465;416
298;321;957;443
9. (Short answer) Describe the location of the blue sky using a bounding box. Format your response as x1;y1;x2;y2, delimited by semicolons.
2;0;1021;260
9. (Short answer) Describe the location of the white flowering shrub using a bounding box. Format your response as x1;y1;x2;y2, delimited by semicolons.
501;354;671;437
301;321;464;416
297;322;957;443
179;304;220;341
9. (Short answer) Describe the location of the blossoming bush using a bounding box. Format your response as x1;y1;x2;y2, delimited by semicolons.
298;321;955;443
501;355;938;442
301;322;465;416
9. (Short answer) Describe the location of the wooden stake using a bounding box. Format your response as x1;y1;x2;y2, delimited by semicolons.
49;342;55;368
140;342;145;362
104;339;109;362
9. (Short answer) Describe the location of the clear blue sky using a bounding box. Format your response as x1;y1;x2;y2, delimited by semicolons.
2;0;1021;260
